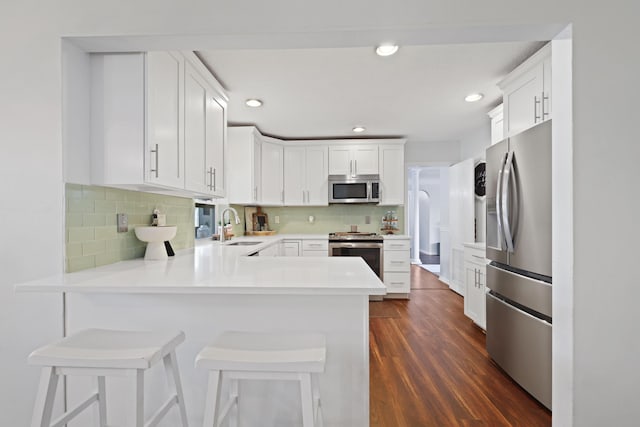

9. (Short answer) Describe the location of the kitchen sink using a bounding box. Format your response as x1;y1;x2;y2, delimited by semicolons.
225;241;262;246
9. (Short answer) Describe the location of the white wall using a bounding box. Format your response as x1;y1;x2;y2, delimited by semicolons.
405;140;461;165
459;122;491;162
2;1;640;425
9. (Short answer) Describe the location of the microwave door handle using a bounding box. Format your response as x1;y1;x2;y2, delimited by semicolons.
501;150;515;253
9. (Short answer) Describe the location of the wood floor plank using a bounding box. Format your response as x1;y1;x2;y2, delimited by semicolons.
370;265;551;427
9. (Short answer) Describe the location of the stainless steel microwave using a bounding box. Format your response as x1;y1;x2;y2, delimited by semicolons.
328;174;380;203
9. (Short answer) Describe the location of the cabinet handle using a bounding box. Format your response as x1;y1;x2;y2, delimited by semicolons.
208;167;214;190
542;92;550;119
390;261;404;264
534;96;541;123
390;282;404;285
471;254;484;259
213;168;217;191
306;190;310;204
254;186;258;201
354;159;358;176
390;244;404;248
349;160;354;177
281;190;284;203
474;268;479;287
150;144;159;178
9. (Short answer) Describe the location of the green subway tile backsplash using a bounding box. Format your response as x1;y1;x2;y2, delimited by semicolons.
65;183;194;273
228;204;404;236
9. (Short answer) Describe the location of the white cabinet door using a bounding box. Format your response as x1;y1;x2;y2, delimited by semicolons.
146;51;184;188
500;43;551;138
305;146;328;205
488;104;504;145
464;265;480;322
352;145;379;175
227;127;260;204
378;145;404;205
206;91;226;197
503;65;543;137
328;145;378;177
283;146;306;205
183;61;208;194
284;145;328;206
261;141;283;205
281;240;301;256
328;146;351;175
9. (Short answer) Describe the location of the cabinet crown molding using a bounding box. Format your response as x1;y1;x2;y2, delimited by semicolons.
497;42;551;90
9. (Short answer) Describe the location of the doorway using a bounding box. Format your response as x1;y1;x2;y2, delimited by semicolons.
407;166;449;278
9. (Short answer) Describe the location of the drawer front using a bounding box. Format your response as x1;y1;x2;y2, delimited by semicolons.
302;239;328;251
384;272;410;292
464;247;487;265
384;239;410;251
302;250;328;257
384;250;410;272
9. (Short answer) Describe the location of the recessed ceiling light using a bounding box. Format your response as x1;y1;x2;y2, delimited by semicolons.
245;99;263;107
375;44;399;57
464;93;484;103
352;126;366;133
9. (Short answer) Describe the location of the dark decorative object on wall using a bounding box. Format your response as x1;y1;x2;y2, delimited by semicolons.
474;161;486;198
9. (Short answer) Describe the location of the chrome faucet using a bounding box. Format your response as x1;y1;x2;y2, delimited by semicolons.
219;207;241;243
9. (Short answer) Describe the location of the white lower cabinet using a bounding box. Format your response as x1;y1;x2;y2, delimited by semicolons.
302;239;328;257
383;238;410;297
463;244;489;330
281;240;301;257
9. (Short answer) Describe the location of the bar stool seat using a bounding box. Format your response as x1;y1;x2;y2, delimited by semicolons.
196;331;326;427
29;328;189;427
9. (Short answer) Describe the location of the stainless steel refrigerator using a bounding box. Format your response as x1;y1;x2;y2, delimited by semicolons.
485;120;552;410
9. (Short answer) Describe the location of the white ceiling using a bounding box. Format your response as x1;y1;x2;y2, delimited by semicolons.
197;41;545;144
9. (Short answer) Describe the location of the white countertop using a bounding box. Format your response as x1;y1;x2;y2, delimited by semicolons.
15;236;386;296
463;241;486;250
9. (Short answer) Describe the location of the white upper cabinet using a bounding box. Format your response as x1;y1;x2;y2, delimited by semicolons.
488;104;504;145
499;43;551;138
227;126;261;204
90;51;227;197
205;85;226;198
329;145;378;177
261;140;284;206
378;144;405;205
284;145;328;206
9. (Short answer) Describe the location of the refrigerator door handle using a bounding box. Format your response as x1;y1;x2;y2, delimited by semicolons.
495;152;507;250
502;151;516;253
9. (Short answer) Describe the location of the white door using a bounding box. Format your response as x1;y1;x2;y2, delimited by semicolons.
503;65;544;137
328;146;351;175
206;93;225;197
183;62;208;194
146;51;184;188
378;145;404;205
261;141;283;205
305;146;328;205
352;145;379;175
284;146;305;205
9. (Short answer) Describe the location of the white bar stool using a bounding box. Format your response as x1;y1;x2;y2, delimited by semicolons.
195;331;326;427
28;328;189;427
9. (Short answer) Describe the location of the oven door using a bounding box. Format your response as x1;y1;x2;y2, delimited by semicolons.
329;242;383;279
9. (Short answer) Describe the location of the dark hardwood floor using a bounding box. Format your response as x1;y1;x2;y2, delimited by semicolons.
370;265;551;427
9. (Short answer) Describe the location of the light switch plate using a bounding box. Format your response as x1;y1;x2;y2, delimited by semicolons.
117;213;128;232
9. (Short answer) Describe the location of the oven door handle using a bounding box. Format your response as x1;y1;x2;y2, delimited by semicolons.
329;242;383;249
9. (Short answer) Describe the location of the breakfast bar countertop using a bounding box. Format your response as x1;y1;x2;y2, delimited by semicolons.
15;237;386;296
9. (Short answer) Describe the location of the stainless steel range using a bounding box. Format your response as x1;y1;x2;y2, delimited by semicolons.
328;232;383;279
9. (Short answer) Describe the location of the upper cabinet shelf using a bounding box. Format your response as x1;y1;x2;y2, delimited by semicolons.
498;43;551;138
89;51;228;198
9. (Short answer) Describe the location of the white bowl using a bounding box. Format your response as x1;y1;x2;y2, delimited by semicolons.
134;226;177;260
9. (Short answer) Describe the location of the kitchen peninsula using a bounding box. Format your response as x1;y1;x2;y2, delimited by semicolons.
16;237;385;426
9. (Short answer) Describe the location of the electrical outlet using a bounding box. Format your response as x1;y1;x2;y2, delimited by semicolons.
117;213;128;232
365;215;371;224
274;215;280;224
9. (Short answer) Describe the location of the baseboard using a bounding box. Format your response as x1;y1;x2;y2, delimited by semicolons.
438;276;450;286
384;293;410;300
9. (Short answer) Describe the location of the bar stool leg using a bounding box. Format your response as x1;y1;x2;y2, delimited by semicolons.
93;376;107;427
135;370;145;427
203;370;222;427
163;351;189;426
299;373;315;427
31;367;59;427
